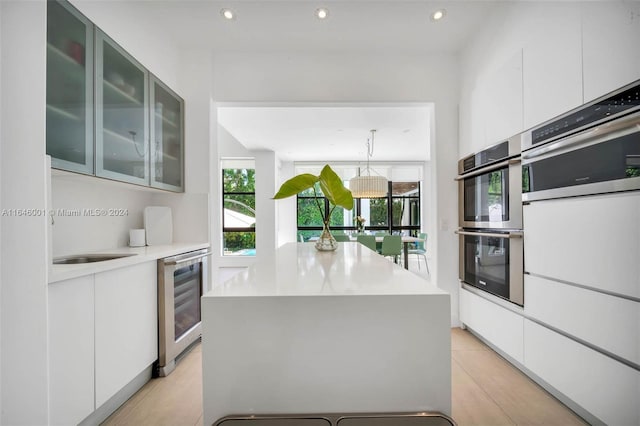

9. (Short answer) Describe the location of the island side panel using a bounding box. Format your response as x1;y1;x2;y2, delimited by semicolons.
202;293;451;425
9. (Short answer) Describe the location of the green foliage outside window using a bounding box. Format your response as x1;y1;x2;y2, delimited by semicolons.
522;166;531;193
297;198;325;226
626;166;640;177
295;178;421;238
487;171;504;206
223;168;256;255
369;198;388;226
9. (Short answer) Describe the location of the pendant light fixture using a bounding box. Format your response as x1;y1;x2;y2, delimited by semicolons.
349;129;388;198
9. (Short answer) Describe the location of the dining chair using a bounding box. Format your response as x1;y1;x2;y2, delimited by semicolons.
356;235;377;252
374;231;388;252
408;233;429;274
380;235;402;264
333;234;351;242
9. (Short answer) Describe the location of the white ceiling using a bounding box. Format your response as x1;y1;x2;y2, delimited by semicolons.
121;0;500;162
134;1;499;54
218;105;432;162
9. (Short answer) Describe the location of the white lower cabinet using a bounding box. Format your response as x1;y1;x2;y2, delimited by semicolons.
523;192;640;299
48;261;158;423
95;262;157;407
48;276;95;426
525;274;640;366
459;287;524;363
524;319;640;426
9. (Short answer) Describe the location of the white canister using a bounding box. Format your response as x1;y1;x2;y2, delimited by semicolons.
129;229;146;247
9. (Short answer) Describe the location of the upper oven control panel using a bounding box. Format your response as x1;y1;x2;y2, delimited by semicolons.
458;134;521;176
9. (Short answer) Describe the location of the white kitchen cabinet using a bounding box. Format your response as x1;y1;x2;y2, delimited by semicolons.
523;8;583;129
94;262;157;408
524;319;640;426
523;191;640;299
459;84;487;156
46;0;94;175
48;275;95;426
582;2;640;102
459;287;524;363
95;29;150;186
484;50;523;144
459;50;523;155
46;0;185;192
150;75;184;192
525;274;640;366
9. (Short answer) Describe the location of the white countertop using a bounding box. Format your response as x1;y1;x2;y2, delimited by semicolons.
205;242;446;297
48;242;210;283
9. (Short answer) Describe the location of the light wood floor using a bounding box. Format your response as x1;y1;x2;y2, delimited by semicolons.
102;328;586;426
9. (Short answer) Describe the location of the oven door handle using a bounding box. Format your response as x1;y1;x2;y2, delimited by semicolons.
455;157;521;181
455;229;523;239
522;111;640;163
164;251;211;266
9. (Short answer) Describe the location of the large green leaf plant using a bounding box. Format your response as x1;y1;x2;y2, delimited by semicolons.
273;165;354;230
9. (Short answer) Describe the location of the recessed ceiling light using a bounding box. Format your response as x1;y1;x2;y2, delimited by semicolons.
221;8;235;20
316;8;329;20
431;9;446;21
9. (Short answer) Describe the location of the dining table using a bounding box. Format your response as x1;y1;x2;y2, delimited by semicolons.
308;234;424;270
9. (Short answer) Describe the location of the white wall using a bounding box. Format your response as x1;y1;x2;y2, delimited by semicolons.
254;150;278;261
54;1;201;255
69;0;181;92
0;2;49;424
50;175;209;256
149;192;209;244
0;1;206;423
0;2;3;419
51;175;153;255
219;125;252;158
212;51;460;324
276;160;297;246
216;121;254;270
217;123;280;271
0;2;3;424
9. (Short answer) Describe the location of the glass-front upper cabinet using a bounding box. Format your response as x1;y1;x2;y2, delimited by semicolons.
150;76;184;191
95;30;149;185
46;0;94;174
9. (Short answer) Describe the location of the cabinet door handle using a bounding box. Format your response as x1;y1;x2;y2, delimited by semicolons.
164;252;212;266
455;229;523;239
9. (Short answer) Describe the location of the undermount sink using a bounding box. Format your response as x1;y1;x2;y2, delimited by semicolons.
53;253;137;265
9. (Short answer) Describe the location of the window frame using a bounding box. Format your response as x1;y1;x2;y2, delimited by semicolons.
296;180;421;237
222;167;256;255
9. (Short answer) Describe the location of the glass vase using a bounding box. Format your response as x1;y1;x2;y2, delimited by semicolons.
315;222;338;251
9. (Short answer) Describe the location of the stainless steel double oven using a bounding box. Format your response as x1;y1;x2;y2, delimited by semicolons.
456;135;524;306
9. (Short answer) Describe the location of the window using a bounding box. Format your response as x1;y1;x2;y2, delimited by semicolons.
390;182;420;234
296;180;421;240
296;181;355;242
222;162;255;256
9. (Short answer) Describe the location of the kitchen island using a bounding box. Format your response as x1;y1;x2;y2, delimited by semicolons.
201;242;451;426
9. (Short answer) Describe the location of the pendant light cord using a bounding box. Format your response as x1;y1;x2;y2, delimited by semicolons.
365;129;376;176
